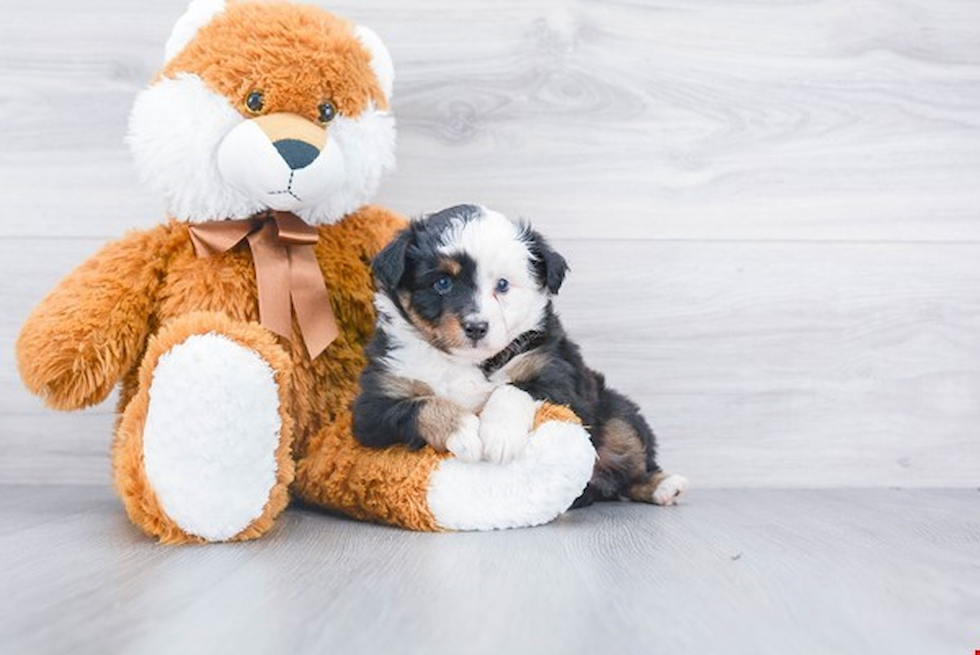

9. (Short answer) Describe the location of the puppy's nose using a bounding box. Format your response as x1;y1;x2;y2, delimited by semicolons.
273;139;319;170
463;320;489;341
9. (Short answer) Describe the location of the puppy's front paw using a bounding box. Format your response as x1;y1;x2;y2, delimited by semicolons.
478;421;530;464
445;413;482;462
478;386;539;464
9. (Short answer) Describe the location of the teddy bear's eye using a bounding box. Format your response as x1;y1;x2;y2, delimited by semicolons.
318;101;337;124
244;90;265;114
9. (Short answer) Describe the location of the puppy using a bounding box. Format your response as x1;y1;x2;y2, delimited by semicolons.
353;204;687;507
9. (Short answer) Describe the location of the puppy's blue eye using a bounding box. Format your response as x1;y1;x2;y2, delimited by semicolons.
433;276;453;294
495;278;510;293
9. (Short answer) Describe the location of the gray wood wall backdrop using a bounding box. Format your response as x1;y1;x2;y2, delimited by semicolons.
1;0;979;488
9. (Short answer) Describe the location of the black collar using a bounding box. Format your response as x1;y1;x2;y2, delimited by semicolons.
479;330;548;378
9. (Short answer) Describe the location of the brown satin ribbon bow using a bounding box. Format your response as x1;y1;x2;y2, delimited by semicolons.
189;210;339;359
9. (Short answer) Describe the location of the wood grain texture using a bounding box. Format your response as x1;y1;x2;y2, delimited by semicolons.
0;413;114;486
0;485;978;655
0;0;978;240
3;238;979;487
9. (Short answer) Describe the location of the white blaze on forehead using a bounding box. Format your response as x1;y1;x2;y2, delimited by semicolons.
437;208;537;292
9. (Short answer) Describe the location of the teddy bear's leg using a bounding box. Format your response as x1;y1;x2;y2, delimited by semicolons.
112;312;294;544
293;403;596;531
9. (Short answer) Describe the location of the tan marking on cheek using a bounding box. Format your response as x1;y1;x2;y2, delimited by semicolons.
253;113;327;149
398;290;466;351
398;293;439;342
434;314;466;349
417;398;465;450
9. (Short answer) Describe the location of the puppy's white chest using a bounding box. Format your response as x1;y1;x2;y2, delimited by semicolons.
383;340;498;412
431;366;497;412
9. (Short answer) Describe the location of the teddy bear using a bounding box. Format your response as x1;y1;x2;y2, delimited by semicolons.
15;0;596;543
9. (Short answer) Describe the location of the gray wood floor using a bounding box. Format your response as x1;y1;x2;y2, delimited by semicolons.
1;485;977;655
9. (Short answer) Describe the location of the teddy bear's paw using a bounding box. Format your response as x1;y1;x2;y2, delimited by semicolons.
445;413;483;462
477;385;538;464
427;419;596;531
141;333;283;541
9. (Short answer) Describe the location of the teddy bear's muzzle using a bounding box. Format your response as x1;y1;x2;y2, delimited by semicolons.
253;112;327;169
216;112;344;211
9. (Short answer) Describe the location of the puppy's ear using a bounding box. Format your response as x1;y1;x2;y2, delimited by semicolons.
527;229;568;295
372;229;413;291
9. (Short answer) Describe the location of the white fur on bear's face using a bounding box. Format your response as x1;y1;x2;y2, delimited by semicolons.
216;120;347;213
128;73;259;221
127;73;395;222
303;104;395;223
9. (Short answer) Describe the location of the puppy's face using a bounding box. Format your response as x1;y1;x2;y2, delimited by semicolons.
374;205;567;361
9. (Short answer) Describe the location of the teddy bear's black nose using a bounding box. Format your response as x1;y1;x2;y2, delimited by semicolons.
273;139;319;170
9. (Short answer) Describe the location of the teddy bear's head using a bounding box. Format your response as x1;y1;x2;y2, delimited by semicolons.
128;0;395;223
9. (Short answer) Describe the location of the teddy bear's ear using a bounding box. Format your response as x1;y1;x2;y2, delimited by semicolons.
164;0;227;62
354;25;395;101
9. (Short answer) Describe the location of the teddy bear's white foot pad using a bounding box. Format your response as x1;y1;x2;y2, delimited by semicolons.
142;333;282;541
427;420;597;531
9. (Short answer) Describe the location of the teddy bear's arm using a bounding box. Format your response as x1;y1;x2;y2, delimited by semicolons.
16;227;169;410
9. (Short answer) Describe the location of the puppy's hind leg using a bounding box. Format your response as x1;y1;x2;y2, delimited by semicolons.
626;472;689;507
595;412;688;507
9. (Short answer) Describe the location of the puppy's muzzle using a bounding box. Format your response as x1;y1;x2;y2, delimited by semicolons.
463;320;489;342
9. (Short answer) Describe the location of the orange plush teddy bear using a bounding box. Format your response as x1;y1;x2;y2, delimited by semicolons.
16;0;596;543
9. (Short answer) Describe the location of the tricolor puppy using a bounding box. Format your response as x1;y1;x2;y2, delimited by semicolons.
353;205;687;507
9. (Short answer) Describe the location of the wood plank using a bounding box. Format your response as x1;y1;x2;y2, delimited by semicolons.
0;0;978;240
0;413;114;487
2;238;979;487
0;238;105;420
0;486;977;654
556;239;980;487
